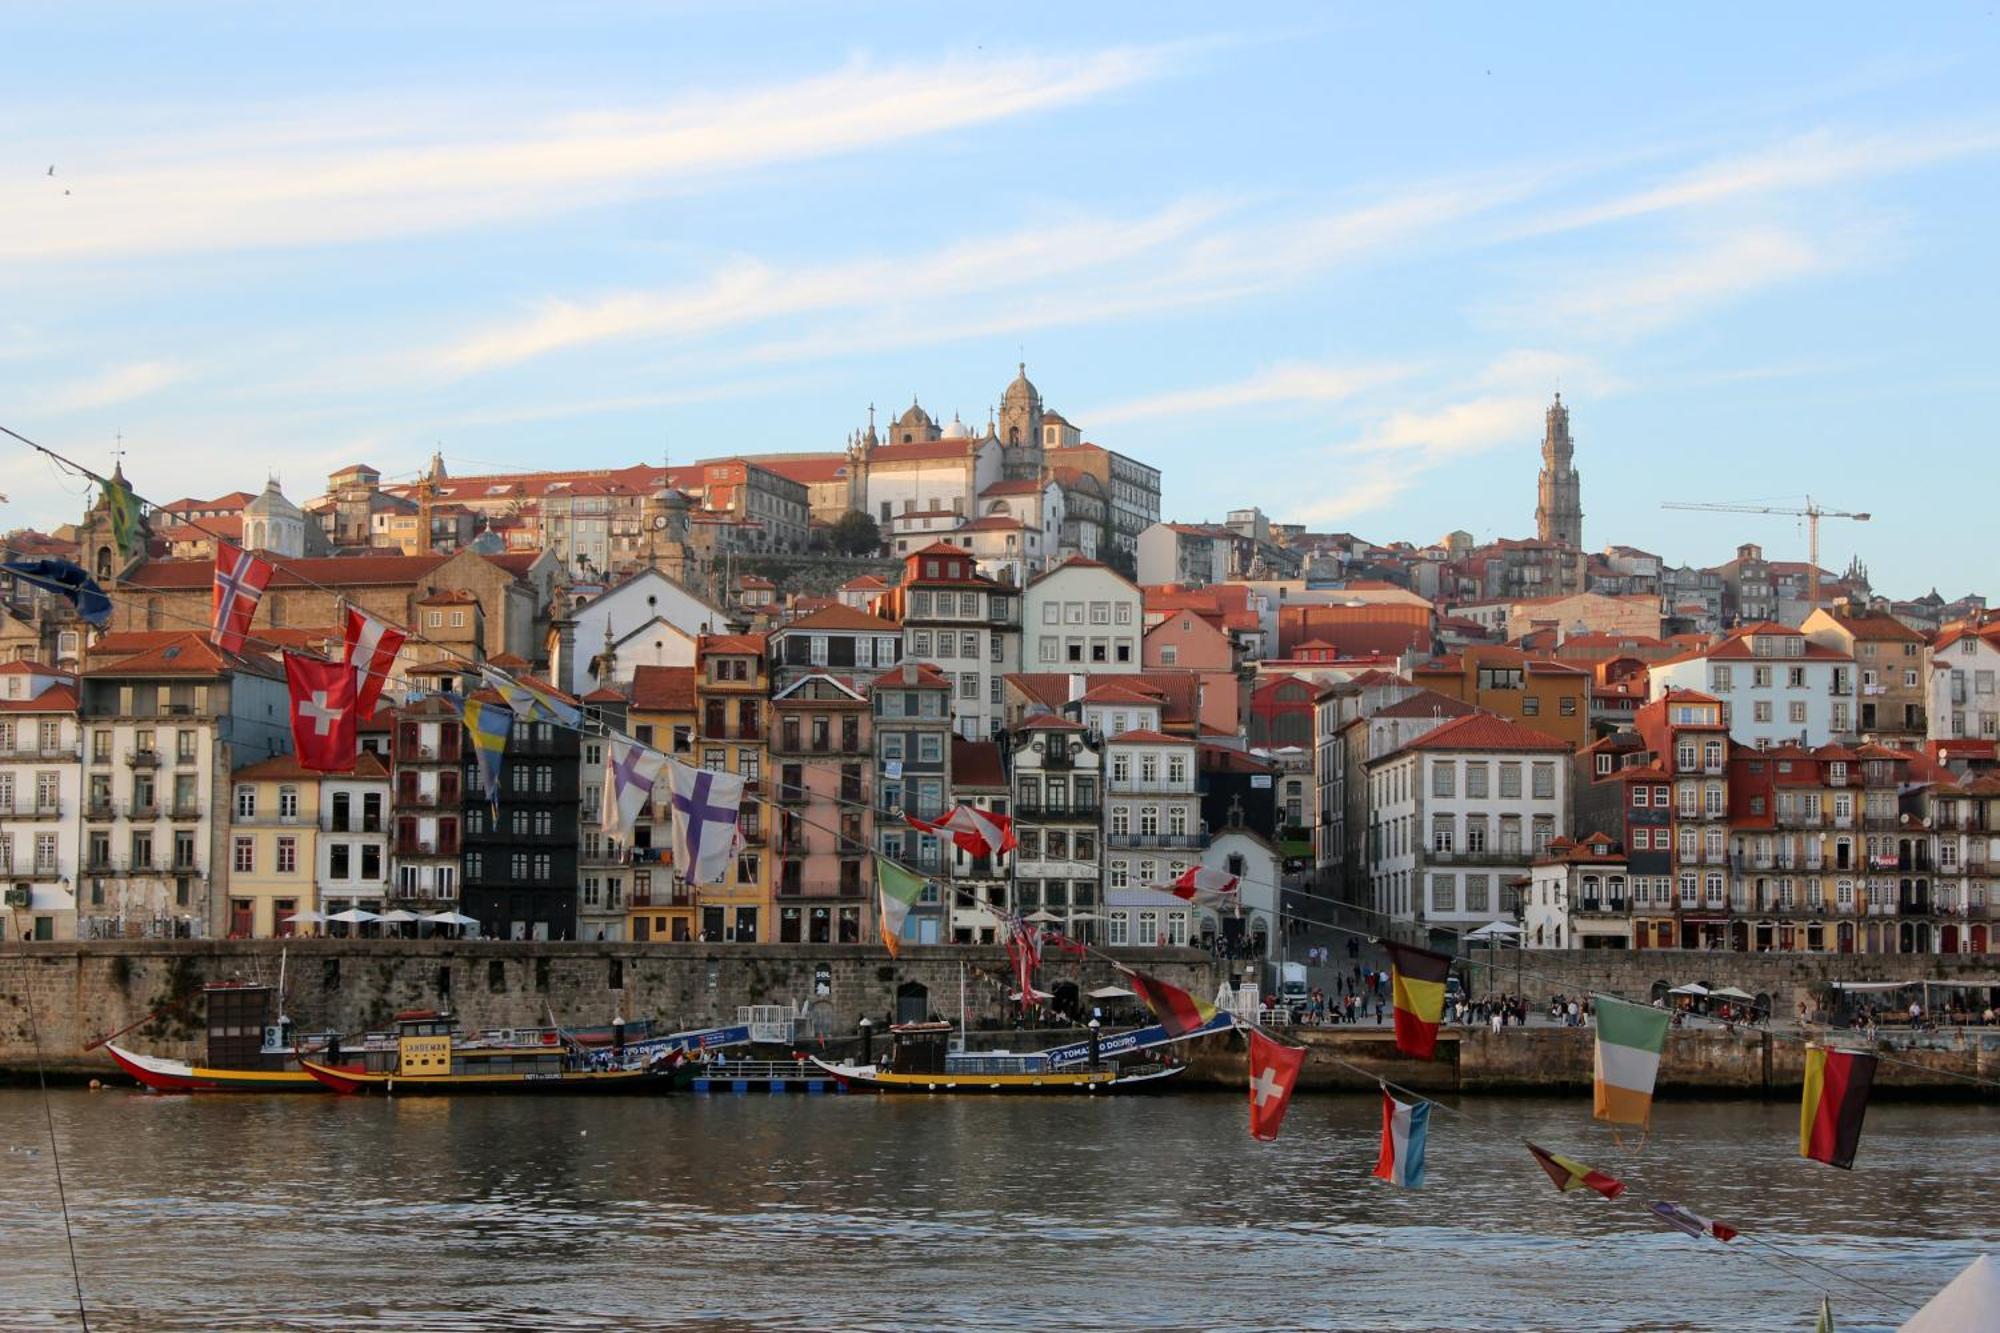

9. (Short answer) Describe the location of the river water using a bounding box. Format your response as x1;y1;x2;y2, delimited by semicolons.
0;1088;1989;1331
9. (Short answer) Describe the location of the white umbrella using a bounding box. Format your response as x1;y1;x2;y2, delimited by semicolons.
376;909;420;924
1088;985;1136;1000
327;908;380;924
1465;921;1522;941
283;910;327;925
1710;985;1756;1001
1669;983;1710;997
1009;988;1055;1001
423;910;479;926
1025;909;1061;923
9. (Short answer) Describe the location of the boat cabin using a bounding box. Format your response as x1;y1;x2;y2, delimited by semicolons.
885;1022;1054;1077
351;1011;575;1078
205;983;294;1072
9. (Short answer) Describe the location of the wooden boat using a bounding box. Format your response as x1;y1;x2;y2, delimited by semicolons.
298;1010;693;1095
105;981;346;1094
810;1021;1187;1095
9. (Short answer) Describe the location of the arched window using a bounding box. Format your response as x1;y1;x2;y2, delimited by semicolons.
1009;426;1020;445
94;545;111;578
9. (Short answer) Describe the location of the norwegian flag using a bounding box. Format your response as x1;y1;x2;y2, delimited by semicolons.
210;541;273;655
905;803;1017;858
1161;865;1242;903
341;606;407;720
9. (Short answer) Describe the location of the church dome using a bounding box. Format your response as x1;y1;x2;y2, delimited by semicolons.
940;413;971;440
895;400;934;431
1002;362;1038;406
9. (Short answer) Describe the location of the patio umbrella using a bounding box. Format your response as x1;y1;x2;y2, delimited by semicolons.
1464;921;1522;941
283;910;327;925
1025;909;1061;923
1088;985;1136;1000
422;911;479;926
326;908;380;924
1709;985;1756;1001
1668;983;1709;997
376;909;420;924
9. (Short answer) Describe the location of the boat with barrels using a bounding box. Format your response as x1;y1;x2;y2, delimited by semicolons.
106;980;347;1093
811;1021;1187;1094
298;1009;693;1095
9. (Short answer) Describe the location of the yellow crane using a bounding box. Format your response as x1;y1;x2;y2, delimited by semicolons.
1660;497;1871;608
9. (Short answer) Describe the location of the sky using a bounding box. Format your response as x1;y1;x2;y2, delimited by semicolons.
2;3;1997;597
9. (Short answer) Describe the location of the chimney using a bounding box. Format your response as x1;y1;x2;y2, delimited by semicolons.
1068;673;1087;703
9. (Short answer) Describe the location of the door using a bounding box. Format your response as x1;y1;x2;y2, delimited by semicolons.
230;898;254;937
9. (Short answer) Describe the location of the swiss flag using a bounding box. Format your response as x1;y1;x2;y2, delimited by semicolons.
341;606;407;719
210;542;273;655
1247;1028;1305;1142
283;652;357;772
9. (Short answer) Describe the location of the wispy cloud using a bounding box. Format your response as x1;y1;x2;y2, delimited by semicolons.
1089;358;1415;424
0;46;1175;262
30;360;187;414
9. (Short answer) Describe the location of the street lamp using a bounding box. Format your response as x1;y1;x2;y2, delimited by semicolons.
1087;1016;1102;1070
858;1016;874;1066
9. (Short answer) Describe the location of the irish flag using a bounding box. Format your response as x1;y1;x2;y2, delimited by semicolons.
1593;995;1670;1127
875;856;927;959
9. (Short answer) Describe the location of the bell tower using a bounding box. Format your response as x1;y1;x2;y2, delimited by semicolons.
1534;393;1582;551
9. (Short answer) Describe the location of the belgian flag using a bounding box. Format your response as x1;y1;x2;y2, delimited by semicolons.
1800;1045;1877;1170
1385;942;1453;1059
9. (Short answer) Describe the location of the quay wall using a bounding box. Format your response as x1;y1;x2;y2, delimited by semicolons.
0;940;1212;1078
1184;1026;2000;1098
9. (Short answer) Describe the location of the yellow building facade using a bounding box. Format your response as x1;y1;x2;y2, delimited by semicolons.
225;755;322;937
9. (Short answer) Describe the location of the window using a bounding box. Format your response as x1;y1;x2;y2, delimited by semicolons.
234;786;256;820
1521;696;1540;716
1710;666;1733;691
276;837;297;874
1632;785;1649;808
330;843;351;879
232;837;254;873
278;786;298;820
1431;817;1454;854
1531;764;1555;799
1559;696;1577;716
1465;764;1488;798
1754;701;1773;723
1431;874;1456;912
1788;701;1807;724
1499;764;1521;798
1431;761;1455;797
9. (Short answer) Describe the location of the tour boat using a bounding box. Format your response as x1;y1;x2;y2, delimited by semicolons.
298;1010;693;1095
105;980;346;1094
810;1021;1187;1095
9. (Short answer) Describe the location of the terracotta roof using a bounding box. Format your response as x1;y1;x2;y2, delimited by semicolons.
1818;611;1924;643
1105;728;1192;746
119;553;457;591
841;574;891;592
1198;744;1276;773
697;633;767;657
737;574;776;589
740;454;850;485
951;737;1007;789
779;605;901;634
1372;690;1479;721
629;665;696;713
486;652;531;670
867;440;975;464
1397;712;1572;754
583;686;626;704
83;633;280;679
417;589;479;605
1079;682;1161;706
980;479;1045;496
956;515;1024;532
1019;712;1086;732
0;684;77;713
866;662;952;692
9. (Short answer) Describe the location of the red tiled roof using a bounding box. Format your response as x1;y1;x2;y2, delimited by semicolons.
956;515;1024;532
83;632;280;678
1019;712;1086;732
951;737;1007;788
780;605;900;633
583;686;626;703
486;652;531;670
1105;728;1192;745
697;633;767;657
866;662;952;692
740;454;850;485
0;684;77;713
1079;682;1161;706
1399;713;1572;753
980;479;1045;496
120;553;450;590
841;574;891;592
629;665;696;713
867;440;975;464
1372;690;1479;721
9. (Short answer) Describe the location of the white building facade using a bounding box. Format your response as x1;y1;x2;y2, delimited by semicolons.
1648;624;1855;749
1104;729;1203;945
0;664;81;941
1928;623;2000;743
1023;559;1143;674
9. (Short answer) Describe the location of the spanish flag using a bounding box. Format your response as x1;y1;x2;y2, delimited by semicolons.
1800;1045;1877;1170
1526;1141;1625;1200
1123;967;1219;1039
1385;942;1452;1058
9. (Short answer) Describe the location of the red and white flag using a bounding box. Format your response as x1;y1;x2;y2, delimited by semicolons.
283;652;357;772
1162;865;1241;902
210;541;273;655
905;803;1016;858
341;606;406;720
1247;1028;1305;1142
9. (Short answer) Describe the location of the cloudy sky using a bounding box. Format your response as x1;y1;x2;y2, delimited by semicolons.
3;4;1996;594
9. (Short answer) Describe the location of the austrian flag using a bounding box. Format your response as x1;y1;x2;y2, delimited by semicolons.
905;803;1015;858
210;542;273;655
282;652;356;772
1162;865;1240;902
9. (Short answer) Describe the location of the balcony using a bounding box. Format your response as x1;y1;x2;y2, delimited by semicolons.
84;798;115;821
170;802;203;820
0;744;80;762
1013;801;1102;821
3;801;63;820
1106;832;1209;851
776;834;811;857
1575;899;1630;916
774;784;808;806
629;886;694;909
1107;784;1196;799
769;734;866;758
1428;849;1537;867
775;880;865;900
126;750;160;768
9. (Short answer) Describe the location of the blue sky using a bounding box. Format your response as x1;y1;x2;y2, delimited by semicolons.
3;4;1997;596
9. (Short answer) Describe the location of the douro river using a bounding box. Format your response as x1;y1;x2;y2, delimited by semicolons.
0;1090;1988;1330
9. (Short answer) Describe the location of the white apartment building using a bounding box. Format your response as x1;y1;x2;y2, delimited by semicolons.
319;755;391;919
1366;713;1572;942
1928;621;2000;742
1523;832;1631;950
1104;728;1203;944
1010;714;1103;944
1023;558;1143;674
0;664;81;942
871;544;1018;741
1648;623;1855;749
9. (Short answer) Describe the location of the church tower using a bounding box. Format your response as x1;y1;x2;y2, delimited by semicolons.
1534;393;1583;551
998;363;1044;482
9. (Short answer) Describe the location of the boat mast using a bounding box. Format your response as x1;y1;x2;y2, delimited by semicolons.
959;959;967;1044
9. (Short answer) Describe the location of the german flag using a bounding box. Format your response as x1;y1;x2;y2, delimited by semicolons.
1526;1141;1624;1200
1385;942;1452;1058
1800;1045;1877;1170
1123;967;1219;1039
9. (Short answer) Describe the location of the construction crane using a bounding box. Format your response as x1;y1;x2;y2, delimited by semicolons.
1660;497;1871;608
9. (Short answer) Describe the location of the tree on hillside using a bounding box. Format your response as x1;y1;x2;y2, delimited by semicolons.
829;509;882;556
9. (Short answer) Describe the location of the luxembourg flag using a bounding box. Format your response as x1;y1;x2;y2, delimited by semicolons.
1371;1088;1430;1189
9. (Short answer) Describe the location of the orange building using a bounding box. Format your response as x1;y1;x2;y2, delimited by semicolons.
1412;645;1592;749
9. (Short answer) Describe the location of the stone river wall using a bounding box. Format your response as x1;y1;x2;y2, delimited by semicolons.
0;939;1212;1078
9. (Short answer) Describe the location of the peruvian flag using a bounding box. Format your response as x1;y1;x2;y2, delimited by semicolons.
1163;865;1241;902
1248;1028;1305;1142
283;652;357;772
341;606;406;720
210;541;273;655
905;803;1017;858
